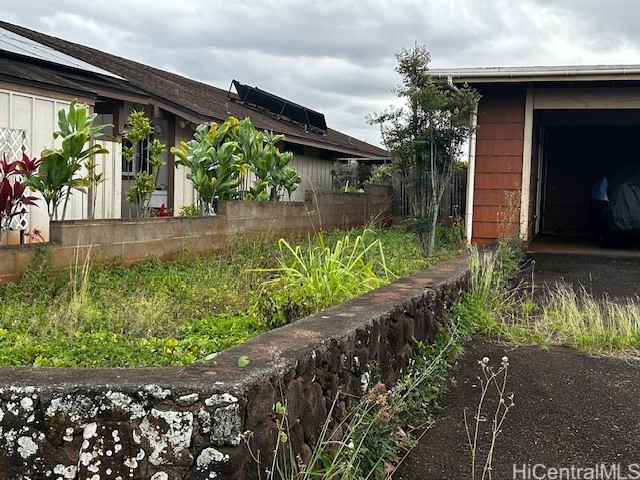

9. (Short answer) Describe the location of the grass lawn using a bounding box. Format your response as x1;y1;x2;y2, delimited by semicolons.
0;225;464;367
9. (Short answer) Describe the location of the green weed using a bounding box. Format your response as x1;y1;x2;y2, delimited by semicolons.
254;230;395;327
0;226;464;367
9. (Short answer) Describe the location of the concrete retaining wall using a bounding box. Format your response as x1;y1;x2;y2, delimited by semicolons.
0;252;468;479
0;186;392;284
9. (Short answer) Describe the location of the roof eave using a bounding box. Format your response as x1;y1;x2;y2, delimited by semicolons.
428;66;640;84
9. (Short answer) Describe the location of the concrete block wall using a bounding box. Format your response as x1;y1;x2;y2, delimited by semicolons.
0;188;392;284
0;251;468;479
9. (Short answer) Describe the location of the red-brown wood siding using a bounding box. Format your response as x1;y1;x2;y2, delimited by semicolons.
472;89;526;243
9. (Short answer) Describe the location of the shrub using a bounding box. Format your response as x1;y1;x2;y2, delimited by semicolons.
254;230;395;326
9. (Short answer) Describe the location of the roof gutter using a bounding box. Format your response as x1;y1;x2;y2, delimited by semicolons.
429;66;640;81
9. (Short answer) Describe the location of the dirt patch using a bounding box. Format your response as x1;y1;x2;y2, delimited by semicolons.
393;337;640;479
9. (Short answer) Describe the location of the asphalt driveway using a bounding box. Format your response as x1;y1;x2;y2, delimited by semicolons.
520;252;640;301
393;245;640;479
393;337;640;480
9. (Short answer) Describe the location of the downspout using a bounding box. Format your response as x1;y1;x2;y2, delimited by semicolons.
465;104;478;243
446;76;478;243
519;89;535;241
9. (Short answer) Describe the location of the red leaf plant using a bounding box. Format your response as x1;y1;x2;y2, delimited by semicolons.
0;153;41;244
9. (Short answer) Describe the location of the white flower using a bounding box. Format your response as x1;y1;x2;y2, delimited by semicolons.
482;357;490;365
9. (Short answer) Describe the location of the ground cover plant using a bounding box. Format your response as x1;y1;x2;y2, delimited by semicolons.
0;225;464;367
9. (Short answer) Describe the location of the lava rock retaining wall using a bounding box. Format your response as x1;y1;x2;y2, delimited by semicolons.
0;253;468;479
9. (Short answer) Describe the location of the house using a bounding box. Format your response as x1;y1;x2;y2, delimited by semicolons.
0;21;387;242
429;65;640;244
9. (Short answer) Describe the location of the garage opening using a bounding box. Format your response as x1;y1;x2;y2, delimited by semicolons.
535;109;640;239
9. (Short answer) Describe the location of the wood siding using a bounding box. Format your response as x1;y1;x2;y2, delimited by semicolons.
92;140;122;220
473;89;526;243
289;151;333;202
172;123;198;214
0;88;76;241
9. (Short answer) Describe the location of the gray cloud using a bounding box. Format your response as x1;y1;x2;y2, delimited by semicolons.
2;0;640;145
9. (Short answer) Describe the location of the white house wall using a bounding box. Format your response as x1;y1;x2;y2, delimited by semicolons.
172;122;197;214
289;154;333;202
93;140;122;219
0;88;76;242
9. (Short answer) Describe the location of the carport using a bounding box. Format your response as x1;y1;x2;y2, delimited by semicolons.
429;66;640;247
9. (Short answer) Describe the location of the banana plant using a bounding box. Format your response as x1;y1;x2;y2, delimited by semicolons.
25;100;112;221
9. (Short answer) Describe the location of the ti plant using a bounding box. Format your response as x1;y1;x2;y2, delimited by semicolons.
0;154;41;244
85;159;105;219
171;117;248;215
123;111;166;217
25;100;113;221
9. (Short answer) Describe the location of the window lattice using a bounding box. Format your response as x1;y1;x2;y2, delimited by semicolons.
0;127;27;160
0;128;29;231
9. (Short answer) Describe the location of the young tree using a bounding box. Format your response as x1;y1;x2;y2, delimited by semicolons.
369;44;479;256
123;111;166;217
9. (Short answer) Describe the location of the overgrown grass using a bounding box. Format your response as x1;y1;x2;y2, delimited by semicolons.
461;241;640;357
0;225;464;367
254;230;396;327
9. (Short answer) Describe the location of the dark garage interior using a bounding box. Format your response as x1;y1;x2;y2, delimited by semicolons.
537;109;640;239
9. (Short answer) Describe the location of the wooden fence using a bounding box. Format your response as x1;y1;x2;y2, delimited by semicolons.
392;168;467;219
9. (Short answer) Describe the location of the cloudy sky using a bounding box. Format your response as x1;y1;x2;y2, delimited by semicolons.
1;1;638;146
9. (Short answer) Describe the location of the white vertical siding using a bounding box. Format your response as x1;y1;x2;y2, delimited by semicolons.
93;140;122;219
32;98;55;157
173;123;197;213
0;87;84;241
11;95;32;133
0;92;10;126
289;154;333;202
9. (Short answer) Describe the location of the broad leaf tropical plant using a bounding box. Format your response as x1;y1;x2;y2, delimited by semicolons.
0;154;40;244
173;116;299;211
171;118;248;215
25;100;112;221
233;123;299;201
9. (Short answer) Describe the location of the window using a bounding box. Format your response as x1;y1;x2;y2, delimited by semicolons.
121;135;153;178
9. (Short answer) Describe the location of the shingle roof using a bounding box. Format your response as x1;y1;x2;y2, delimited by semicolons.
0;21;387;158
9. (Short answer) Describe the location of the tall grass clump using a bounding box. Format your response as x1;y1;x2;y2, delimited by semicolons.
461;238;640;357
506;283;640;355
457;242;524;335
254;230;396;327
